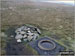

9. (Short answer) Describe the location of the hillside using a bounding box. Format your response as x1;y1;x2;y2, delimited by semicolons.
1;0;75;55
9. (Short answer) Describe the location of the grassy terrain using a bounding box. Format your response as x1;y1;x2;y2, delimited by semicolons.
1;27;38;55
1;0;75;55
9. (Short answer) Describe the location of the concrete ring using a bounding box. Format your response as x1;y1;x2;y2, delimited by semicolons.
38;40;56;50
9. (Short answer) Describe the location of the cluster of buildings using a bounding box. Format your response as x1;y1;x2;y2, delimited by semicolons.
15;25;41;42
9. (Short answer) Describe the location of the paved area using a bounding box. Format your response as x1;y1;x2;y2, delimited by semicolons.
29;37;65;55
6;37;35;55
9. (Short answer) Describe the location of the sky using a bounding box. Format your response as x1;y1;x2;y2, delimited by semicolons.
30;0;74;6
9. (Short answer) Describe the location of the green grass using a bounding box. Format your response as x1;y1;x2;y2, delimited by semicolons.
1;36;7;55
24;43;38;55
1;23;74;54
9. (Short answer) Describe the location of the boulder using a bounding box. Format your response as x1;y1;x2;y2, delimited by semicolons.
27;36;33;41
17;39;21;42
36;28;41;34
15;34;23;40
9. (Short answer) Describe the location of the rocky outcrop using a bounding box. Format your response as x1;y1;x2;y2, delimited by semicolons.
15;25;41;42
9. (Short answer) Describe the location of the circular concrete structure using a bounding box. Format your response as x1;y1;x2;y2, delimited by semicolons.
38;40;56;50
